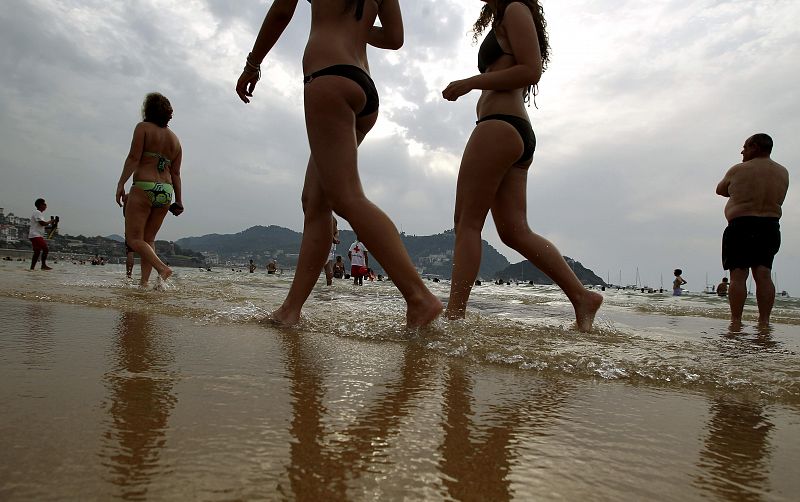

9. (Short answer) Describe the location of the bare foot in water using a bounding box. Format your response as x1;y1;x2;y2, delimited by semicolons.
406;292;444;329
444;306;466;320
574;291;604;332
269;305;301;327
159;267;173;281
41;265;53;270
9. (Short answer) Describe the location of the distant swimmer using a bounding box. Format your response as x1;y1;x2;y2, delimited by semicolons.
441;0;602;331
116;93;184;287
249;259;257;273
672;269;687;296
716;277;729;297
717;133;789;326
333;256;345;279
267;259;277;275
28;198;55;270
237;0;442;327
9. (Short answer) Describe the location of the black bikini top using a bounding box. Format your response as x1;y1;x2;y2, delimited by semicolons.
306;0;367;20
478;29;513;73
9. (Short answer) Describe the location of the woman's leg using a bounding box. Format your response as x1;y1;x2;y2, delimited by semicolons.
304;77;442;327
125;188;171;286
491;169;603;332
142;206;170;284
446;121;524;319
271;158;335;325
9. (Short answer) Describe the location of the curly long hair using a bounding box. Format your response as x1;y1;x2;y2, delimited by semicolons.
141;92;173;128
473;1;550;103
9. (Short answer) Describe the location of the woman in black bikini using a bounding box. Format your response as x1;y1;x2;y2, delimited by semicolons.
236;0;442;327
442;0;602;331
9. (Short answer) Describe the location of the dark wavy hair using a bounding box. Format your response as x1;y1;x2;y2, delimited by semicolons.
473;0;550;104
141;92;173;128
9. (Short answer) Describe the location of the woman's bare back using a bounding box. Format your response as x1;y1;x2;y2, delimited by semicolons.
134;122;181;184
302;0;380;73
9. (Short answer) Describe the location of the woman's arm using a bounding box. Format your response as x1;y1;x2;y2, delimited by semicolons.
170;146;184;215
236;0;300;103
368;0;403;50
116;123;145;206
443;3;542;101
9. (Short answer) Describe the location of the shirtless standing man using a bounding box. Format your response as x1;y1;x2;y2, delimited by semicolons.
716;133;789;326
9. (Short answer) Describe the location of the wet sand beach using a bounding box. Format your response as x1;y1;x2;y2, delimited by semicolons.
1;262;799;500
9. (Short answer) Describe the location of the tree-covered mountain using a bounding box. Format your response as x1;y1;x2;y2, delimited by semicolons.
176;225;301;255
176;226;509;278
494;258;606;286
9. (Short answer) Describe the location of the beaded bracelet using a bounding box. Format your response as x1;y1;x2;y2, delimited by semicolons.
243;53;261;79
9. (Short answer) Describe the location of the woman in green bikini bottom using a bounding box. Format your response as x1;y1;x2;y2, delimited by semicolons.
133;181;174;208
115;92;184;286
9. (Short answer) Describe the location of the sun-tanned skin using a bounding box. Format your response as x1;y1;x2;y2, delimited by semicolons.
442;0;602;332
237;0;442;328
716;134;789;327
116;97;183;287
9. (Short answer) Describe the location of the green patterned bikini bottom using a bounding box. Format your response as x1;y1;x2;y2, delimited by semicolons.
133;181;173;208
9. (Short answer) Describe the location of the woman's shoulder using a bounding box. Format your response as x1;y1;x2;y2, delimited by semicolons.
502;1;534;22
505;2;531;13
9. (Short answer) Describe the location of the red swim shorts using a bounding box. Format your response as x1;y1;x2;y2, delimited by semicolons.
351;265;368;277
30;237;48;252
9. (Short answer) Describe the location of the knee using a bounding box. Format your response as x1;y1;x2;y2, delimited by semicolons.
327;193;366;221
497;223;530;248
453;212;485;236
730;269;749;284
752;268;773;284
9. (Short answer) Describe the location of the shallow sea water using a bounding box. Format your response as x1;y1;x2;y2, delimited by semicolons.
0;261;798;500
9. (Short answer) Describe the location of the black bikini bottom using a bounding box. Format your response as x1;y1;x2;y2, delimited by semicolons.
476;114;536;166
303;64;379;117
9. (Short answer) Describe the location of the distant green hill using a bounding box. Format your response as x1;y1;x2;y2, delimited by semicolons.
175;225;604;283
495;258;606;286
177;225;301;256
176;225;509;278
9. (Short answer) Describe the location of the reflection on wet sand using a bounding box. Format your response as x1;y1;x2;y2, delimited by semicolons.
695;397;774;501
439;362;570;501
23;303;56;369
724;323;779;351
278;333;576;500
279;336;435;499
99;310;177;500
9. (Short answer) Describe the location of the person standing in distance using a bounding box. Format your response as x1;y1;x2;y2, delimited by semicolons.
29;198;55;270
348;237;368;286
672;269;687;296
324;217;340;285
716;133;789;326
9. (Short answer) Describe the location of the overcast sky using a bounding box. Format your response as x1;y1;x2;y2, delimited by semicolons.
1;0;798;293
